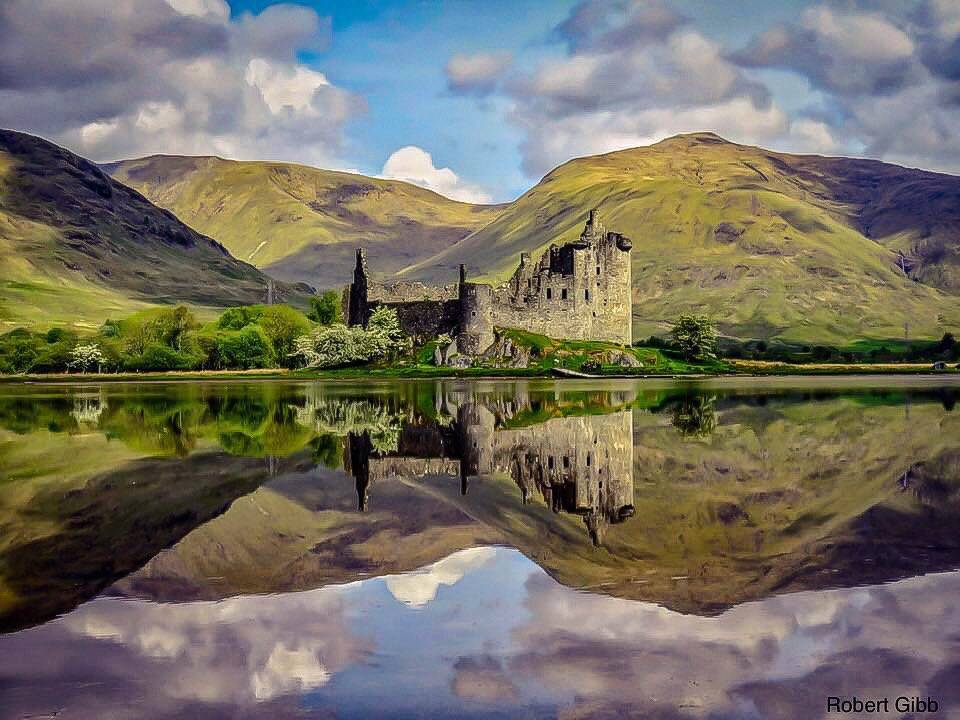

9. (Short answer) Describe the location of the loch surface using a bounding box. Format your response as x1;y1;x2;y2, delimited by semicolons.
1;377;959;719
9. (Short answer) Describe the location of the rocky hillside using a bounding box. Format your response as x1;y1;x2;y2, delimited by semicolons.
405;133;960;342
107;155;503;289
0;130;308;327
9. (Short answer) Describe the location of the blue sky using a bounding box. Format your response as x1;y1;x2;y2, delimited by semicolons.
1;0;958;202
227;0;821;199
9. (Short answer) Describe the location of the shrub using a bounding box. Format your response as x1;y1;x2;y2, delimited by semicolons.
217;325;276;369
308;290;343;325
124;343;191;372
292;308;405;369
258;305;311;365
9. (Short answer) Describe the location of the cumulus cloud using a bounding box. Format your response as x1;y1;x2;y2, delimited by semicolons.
384;546;496;607
446;51;512;95
730;0;960;172
381;146;493;203
0;0;362;166
734;5;916;96
502;0;790;175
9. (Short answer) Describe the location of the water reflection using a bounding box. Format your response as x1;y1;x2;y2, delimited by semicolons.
3;547;960;719
1;380;959;627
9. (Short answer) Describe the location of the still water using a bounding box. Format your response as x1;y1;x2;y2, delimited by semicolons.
0;377;958;719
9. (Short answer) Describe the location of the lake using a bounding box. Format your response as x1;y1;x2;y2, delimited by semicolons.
0;377;958;719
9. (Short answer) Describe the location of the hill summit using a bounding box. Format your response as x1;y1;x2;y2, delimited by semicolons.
405;133;960;341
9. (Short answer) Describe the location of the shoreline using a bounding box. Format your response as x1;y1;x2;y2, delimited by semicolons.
0;364;958;385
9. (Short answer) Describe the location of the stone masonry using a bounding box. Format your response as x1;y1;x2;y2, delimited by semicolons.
344;209;633;352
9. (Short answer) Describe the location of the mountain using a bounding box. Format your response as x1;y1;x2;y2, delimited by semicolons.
0;130;307;327
404;133;960;342
106;155;504;289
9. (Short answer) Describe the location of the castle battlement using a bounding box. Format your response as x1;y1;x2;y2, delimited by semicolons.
345;209;632;353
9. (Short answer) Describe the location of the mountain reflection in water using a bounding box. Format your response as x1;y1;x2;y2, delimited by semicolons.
0;378;959;718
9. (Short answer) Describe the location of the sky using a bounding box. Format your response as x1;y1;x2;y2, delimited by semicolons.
1;0;959;202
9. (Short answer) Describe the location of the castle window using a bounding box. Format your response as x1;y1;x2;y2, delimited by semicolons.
561;289;568;300
471;311;477;317
548;456;554;469
596;265;601;275
563;456;570;469
585;289;590;301
546;288;552;299
587;453;591;467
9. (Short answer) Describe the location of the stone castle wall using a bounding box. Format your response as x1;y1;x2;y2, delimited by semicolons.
345;210;632;353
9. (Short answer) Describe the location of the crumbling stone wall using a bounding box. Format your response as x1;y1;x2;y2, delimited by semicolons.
344;210;632;353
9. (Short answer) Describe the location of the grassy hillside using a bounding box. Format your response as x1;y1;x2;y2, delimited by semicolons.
0;130;308;329
107;155;503;289
405;133;960;343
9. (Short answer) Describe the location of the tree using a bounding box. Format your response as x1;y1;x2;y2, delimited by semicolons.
217;325;276;369
258;305;311;363
68;343;105;373
367;305;402;343
309;291;343;325
291;309;405;369
670;314;718;362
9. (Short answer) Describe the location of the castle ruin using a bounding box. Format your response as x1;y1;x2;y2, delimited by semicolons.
344;209;633;353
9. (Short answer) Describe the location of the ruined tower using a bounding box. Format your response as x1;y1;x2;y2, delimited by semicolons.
345;209;633;353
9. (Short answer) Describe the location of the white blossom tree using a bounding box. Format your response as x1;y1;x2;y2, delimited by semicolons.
68;343;105;373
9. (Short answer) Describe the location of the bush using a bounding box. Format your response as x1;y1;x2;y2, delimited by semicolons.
580;359;602;373
258;305;311;365
292;307;405;369
124;343;192;372
217;325;275;369
308;291;343;325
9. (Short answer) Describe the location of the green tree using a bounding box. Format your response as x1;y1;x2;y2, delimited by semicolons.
217;325;275;369
258;305;311;364
670;314;718;362
308;291;343;325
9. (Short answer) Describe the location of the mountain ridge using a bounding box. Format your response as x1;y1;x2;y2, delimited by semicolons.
404;132;960;341
107;153;505;289
0;129;310;327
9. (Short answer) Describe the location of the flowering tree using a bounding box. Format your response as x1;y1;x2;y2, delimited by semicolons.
291;308;406;369
68;343;105;373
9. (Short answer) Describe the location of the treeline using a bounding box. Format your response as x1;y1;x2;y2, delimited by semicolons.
641;326;959;365
0;290;350;374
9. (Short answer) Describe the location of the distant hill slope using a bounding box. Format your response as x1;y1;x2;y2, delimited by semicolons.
107;155;504;289
0;130;307;327
405;133;960;342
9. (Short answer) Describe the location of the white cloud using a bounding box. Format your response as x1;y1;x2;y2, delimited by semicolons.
244;57;330;114
381;146;493;204
504;0;781;174
165;0;229;19
446;51;512;95
384;546;496;608
0;0;362;168
786;117;841;154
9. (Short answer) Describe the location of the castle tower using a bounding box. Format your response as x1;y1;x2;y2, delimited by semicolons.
457;265;495;355
346;249;370;327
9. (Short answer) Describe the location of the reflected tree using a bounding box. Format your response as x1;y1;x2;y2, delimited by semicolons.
670;393;717;438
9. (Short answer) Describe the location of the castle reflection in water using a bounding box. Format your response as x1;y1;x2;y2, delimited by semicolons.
342;387;636;545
